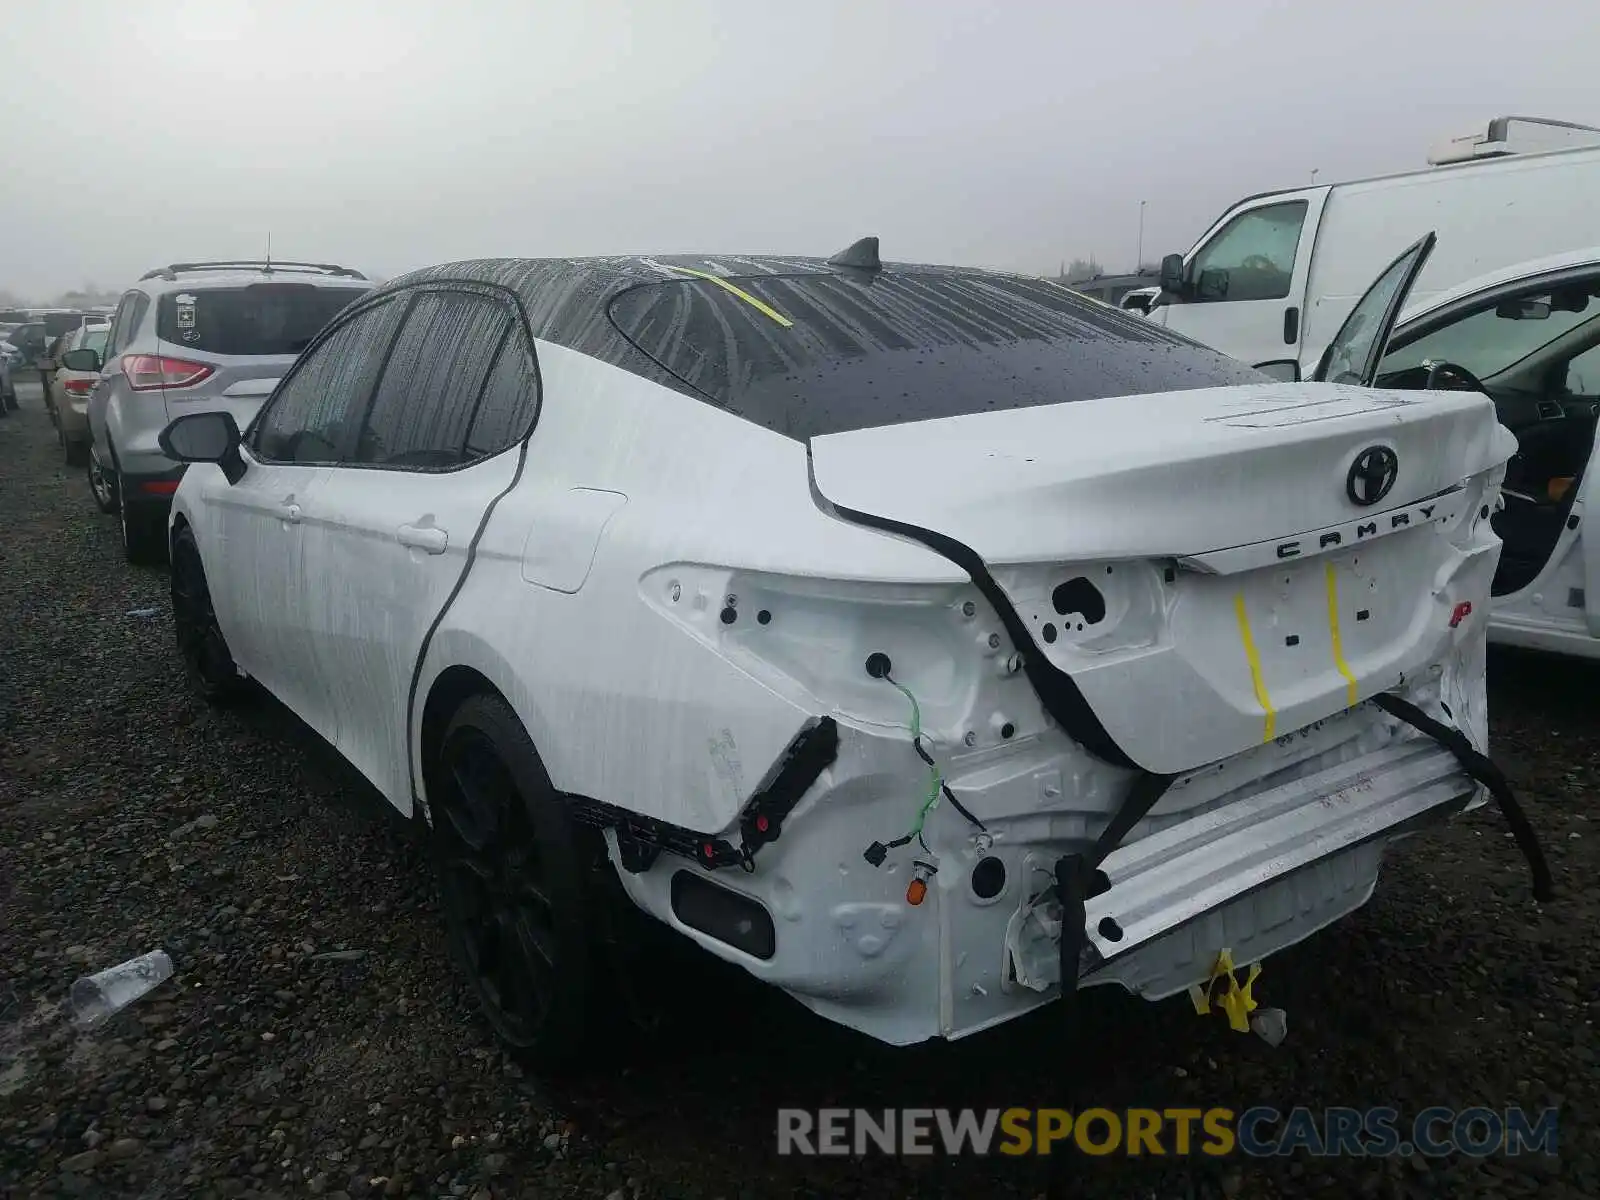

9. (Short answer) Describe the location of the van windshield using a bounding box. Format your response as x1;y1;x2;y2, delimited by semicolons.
608;270;1268;439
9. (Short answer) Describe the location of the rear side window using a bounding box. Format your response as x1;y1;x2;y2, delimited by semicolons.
253;300;406;464
159;283;368;356
352;290;513;469
465;331;539;458
607;271;1269;439
81;328;108;355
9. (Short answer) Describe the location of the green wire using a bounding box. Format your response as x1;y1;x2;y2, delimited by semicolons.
888;680;943;837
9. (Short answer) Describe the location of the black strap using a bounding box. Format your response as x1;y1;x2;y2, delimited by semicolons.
1057;772;1176;991
1371;692;1553;901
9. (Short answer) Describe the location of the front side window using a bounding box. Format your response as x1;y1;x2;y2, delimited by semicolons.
252;299;405;464
81;327;109;356
352;289;514;468
158;283;369;356
1187;201;1308;303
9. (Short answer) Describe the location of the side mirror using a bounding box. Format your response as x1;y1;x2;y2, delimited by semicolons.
1252;359;1301;383
1196;268;1230;302
61;348;101;372
158;411;246;484
1159;253;1187;296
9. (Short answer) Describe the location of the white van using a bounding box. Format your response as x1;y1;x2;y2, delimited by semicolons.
1148;116;1600;375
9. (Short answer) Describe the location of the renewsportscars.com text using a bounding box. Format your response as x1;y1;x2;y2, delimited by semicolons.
776;1106;1559;1158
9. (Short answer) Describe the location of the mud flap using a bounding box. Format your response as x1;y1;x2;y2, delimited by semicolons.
1371;692;1553;901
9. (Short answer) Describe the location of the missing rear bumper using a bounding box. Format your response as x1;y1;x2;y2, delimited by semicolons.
1005;736;1477;998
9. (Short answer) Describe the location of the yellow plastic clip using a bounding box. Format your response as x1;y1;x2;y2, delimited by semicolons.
1187;948;1262;1033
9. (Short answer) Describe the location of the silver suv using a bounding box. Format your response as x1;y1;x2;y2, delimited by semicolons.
82;261;373;562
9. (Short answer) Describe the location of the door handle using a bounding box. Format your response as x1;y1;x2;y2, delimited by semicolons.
1283;305;1300;345
397;523;448;554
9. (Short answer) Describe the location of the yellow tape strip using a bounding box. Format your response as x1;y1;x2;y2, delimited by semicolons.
1325;562;1358;709
663;264;794;328
1233;593;1276;743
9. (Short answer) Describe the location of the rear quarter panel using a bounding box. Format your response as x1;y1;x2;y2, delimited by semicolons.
415;342;960;831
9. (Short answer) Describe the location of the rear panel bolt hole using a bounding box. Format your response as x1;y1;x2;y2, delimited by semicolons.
669;581;682;602
1051;578;1106;626
757;609;772;625
971;856;1007;900
1042;622;1057;644
961;600;977;618
1097;917;1124;943
719;607;738;625
963;730;977;747
987;632;1002;650
1000;722;1016;740
864;652;893;679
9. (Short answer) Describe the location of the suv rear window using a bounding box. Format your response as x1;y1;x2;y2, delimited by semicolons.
607;270;1268;439
158;283;368;356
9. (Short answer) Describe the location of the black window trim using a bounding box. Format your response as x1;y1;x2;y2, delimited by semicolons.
245;278;543;475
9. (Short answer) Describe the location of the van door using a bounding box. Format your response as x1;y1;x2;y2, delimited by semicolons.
1153;187;1328;365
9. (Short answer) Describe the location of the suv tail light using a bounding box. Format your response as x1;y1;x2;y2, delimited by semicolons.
63;378;95;395
123;354;213;392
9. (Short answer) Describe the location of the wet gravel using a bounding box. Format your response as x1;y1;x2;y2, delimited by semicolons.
2;384;1597;1199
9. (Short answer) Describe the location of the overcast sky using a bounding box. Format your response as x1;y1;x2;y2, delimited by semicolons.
0;0;1593;298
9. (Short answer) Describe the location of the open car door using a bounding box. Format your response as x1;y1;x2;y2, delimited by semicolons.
1253;232;1437;384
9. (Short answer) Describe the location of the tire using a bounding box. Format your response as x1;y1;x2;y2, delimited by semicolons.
171;525;245;704
117;472;165;566
87;449;118;514
427;693;601;1072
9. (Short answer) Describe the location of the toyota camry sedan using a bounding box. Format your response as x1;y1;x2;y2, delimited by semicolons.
156;237;1546;1068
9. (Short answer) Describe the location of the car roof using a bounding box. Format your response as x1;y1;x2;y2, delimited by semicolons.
1399;245;1600;325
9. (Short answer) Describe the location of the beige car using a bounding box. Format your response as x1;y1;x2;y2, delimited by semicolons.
45;323;109;465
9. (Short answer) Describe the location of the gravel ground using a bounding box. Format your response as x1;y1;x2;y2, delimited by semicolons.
2;382;1597;1199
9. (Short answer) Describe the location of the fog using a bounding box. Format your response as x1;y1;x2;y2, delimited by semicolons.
0;0;1593;298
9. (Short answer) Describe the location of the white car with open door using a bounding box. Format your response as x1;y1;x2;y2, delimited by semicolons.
155;238;1547;1069
1369;247;1600;660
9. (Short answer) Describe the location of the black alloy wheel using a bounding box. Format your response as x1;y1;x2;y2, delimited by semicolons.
430;694;596;1070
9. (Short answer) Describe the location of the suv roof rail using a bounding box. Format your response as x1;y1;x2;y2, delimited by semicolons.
1427;115;1600;165
138;260;368;282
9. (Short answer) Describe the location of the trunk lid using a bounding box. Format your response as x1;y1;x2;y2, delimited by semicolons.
809;381;1515;775
809;382;1512;564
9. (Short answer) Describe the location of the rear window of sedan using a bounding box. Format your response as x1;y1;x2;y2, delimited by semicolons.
606;270;1268;439
158;283;369;357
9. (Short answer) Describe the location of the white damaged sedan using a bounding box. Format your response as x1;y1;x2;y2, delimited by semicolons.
157;235;1548;1067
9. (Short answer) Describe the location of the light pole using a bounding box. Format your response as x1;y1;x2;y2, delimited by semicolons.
1136;199;1147;270
1311;168;1320;186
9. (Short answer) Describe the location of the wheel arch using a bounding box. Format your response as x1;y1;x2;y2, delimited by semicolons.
414;632;556;825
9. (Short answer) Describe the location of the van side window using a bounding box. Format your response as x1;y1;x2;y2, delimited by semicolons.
1187;201;1308;303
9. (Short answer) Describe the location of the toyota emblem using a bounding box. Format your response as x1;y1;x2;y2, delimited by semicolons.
1346;445;1399;507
